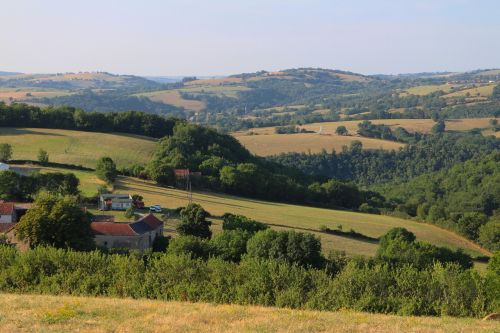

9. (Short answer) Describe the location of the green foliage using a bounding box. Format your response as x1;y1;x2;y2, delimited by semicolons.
167;235;210;259
221;213;268;234
146;160;174;186
177;204;211;239
0;104;181;138
246;229;324;269
0;246;495;318
275;125;300;134
457;212;488;240
124;207;135;219
209;230;252;262
95;156;117;184
432;120;446;134
0;170;79;201
0;143;12;162
377;228;472;269
479;220;500;251
37;148;49;165
335;125;348;136
15;193;94;250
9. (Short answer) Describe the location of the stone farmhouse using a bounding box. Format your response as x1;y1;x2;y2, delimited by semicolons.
91;214;164;251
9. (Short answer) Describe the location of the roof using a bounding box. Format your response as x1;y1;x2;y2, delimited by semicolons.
0;203;14;215
0;223;16;233
100;194;132;200
174;169;190;176
91;214;163;237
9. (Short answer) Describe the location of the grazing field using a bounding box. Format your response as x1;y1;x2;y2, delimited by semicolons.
234;132;405;156
444;84;496;98
137;90;206;111
113;177;488;257
232;118;496;156
1;294;496;333
0;128;156;168
178;85;251;98
0;88;72;102
238;118;495;136
403;83;458;95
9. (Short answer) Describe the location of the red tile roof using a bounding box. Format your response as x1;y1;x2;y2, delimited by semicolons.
91;214;163;237
139;214;163;229
91;222;137;236
0;203;14;215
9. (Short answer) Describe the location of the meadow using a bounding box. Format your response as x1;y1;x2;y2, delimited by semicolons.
0;128;157;168
232;118;495;156
234;132;405;156
113;176;488;258
136;90;206;111
1;293;496;333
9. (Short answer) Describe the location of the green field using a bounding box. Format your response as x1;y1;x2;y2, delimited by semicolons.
0;128;157;168
12;163;488;258
1;293;496;333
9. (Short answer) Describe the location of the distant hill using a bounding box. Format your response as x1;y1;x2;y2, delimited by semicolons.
0;71;160;90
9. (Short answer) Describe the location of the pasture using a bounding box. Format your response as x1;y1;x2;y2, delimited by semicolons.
1;293;496;333
136;90;206;111
238;118;495;136
0;88;72;102
234;132;405;156
114;177;488;257
444;84;496;98
403;83;458;95
0;128;156;168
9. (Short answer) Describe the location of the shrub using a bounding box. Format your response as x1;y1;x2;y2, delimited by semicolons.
221;213;268;234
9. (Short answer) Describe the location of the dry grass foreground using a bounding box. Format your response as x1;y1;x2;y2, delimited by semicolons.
0;293;497;333
0;128;157;168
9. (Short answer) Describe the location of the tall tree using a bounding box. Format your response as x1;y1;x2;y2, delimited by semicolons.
177;203;212;239
95;156;117;183
16;193;94;250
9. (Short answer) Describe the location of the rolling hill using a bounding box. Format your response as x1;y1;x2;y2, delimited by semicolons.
232;118;496;156
1;293;495;333
13;162;486;258
0;128;157;168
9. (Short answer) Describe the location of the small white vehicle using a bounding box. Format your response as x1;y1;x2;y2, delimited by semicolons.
149;204;162;213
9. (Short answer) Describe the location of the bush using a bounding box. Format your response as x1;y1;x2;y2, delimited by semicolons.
167;236;210;259
221;213;268;234
95;157;117;184
478;219;500;251
177;204;211;239
246;229;324;269
209;230;251;262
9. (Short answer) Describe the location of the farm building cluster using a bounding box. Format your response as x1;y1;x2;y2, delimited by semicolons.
1;193;164;252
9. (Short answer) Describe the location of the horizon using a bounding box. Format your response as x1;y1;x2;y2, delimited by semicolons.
1;0;499;76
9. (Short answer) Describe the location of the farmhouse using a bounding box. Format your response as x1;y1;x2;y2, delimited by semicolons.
99;194;133;211
91;214;163;251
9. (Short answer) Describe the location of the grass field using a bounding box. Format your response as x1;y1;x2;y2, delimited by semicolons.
0;128;156;168
234;132;405;156
444;84;496;98
137;90;206;111
0;88;72;102
113;177;489;257
178;85;250;98
1;293;497;333
232;118;496;156
13;164;488;259
404;83;459;95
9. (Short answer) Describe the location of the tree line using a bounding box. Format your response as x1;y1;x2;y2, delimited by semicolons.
0;103;181;138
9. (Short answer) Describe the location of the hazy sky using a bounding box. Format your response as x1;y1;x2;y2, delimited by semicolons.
1;0;499;76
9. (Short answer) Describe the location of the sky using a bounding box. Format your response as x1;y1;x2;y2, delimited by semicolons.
1;0;499;76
